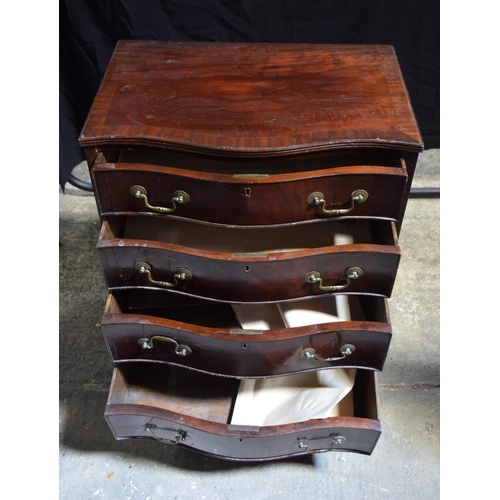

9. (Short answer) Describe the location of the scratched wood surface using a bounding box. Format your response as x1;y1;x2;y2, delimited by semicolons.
79;41;423;155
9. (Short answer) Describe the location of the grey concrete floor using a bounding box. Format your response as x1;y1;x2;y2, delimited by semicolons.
59;150;439;499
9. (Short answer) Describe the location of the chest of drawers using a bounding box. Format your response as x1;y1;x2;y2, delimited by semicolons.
79;40;422;461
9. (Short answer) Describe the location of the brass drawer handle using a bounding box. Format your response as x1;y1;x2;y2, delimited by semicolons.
308;190;368;215
135;262;192;288
300;344;356;362
304;267;362;292
138;335;192;356
131;185;189;213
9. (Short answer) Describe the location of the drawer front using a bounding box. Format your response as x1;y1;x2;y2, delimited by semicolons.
105;364;381;461
97;244;400;302
106;411;381;461
92;163;407;226
102;319;392;377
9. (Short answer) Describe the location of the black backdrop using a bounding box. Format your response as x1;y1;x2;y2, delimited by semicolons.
59;0;439;189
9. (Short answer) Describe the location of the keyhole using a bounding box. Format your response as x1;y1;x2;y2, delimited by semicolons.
245;265;250;272
244;187;251;197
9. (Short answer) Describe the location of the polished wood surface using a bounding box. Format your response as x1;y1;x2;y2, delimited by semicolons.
105;364;381;461
79;41;421;460
79;41;423;156
93;161;407;226
96;218;400;302
101;292;392;377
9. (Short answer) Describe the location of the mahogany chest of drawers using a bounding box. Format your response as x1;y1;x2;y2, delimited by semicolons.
79;40;423;461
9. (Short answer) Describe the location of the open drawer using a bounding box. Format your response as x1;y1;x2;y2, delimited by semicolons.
105;363;381;461
101;290;392;377
96;216;400;302
91;149;408;226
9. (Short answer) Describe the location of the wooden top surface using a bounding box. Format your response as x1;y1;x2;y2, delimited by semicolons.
79;40;423;155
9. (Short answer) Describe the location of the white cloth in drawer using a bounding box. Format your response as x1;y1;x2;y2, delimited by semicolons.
277;294;351;327
230;368;356;426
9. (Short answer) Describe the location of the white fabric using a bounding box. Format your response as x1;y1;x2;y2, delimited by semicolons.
230;368;356;426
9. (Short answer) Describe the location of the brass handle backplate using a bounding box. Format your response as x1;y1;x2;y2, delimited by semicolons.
304;267;362;292
138;335;192;356
308;190;368;215
131;185;189;213
300;344;356;362
297;435;347;453
135;262;192;288
145;423;187;444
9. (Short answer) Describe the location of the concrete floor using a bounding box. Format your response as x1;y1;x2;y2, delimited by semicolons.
59;150;439;499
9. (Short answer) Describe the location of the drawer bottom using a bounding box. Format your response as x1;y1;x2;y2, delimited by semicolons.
105;363;381;461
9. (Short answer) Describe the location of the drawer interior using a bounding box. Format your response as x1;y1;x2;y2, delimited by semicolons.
101;216;397;253
100;148;404;174
107;363;379;425
230;368;357;426
110;289;240;329
108;289;389;330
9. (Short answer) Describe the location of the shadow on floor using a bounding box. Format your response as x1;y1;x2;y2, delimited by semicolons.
59;384;316;472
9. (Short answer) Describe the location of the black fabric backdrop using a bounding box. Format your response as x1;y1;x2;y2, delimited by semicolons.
59;0;439;190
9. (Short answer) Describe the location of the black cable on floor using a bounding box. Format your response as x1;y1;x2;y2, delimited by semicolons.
68;174;93;192
409;187;440;198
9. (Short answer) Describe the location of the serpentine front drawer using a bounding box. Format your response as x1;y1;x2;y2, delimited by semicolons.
91;151;408;227
96;216;400;303
101;290;392;377
105;363;381;461
79;40;423;462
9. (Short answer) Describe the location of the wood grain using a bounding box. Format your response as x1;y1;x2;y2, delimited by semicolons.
105;364;381;461
101;291;392;377
79;41;423;156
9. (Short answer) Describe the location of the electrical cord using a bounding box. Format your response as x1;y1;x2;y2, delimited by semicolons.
408;187;440;198
68;174;93;192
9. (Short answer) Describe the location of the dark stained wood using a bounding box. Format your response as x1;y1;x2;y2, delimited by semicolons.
92;161;407;226
397;151;420;233
115;146;406;171
79;41;422;155
101;292;392;377
80;41;421;460
96;218;400;302
105;364;381;461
